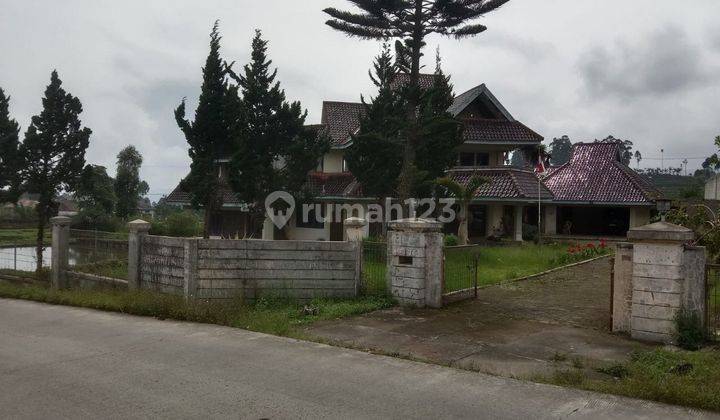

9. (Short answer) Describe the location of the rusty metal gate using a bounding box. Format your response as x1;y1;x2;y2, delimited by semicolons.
706;264;720;341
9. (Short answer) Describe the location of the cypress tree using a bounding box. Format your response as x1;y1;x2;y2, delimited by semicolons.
324;0;509;200
175;21;232;238
0;88;21;204
114;145;149;219
20;70;91;272
227;30;329;233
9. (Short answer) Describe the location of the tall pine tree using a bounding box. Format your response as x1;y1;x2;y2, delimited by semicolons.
114;145;149;219
324;0;509;200
227;30;329;234
20;71;91;272
0;88;21;204
175;21;233;238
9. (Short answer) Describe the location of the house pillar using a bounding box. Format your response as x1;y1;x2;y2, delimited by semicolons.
485;204;503;237
262;217;274;240
513;205;524;242
50;216;71;290
543;205;557;235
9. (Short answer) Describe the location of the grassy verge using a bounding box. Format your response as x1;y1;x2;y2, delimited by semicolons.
0;228;50;247
535;348;720;412
72;259;128;280
0;279;394;337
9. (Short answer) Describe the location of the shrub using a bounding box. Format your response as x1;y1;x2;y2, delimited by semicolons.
72;210;124;232
674;308;705;350
444;234;459;247
522;223;538;242
150;211;201;237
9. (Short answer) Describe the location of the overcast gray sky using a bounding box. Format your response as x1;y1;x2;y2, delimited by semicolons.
1;0;719;199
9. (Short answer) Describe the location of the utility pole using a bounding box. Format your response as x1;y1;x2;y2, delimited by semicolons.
682;159;688;176
661;149;665;171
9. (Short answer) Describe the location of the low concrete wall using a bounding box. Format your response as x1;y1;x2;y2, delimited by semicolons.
138;235;360;301
66;271;128;290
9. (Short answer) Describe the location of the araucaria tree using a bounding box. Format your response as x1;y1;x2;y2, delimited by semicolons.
175;21;233;238
0;88;22;204
324;0;509;200
19;71;91;272
114;145;149;219
227;30;329;234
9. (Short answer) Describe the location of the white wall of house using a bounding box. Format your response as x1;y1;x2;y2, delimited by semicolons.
543;205;557;235
629;207;651;229
323;150;346;173
485;204;504;236
705;175;720;200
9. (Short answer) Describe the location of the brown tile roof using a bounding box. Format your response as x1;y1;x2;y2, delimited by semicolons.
320;101;365;147
448;168;553;201
542;142;663;204
306;172;363;198
462;118;543;143
165;181;245;206
389;73;437;91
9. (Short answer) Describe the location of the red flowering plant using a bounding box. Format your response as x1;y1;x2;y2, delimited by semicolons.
555;240;612;265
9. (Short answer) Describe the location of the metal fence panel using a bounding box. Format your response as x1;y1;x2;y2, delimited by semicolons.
0;245;48;274
443;245;479;295
68;229;129;280
708;264;720;341
362;241;387;295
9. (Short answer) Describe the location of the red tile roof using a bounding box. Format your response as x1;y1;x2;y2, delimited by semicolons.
449;168;553;201
320;101;365;147
542;142;662;204
306;172;363;198
462;118;543;143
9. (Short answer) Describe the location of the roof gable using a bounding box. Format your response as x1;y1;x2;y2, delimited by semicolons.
320;101;365;147
449;84;514;121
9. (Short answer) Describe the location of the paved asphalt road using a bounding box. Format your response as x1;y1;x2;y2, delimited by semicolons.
0;299;715;419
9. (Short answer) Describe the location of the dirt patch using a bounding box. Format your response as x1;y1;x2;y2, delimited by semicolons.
306;257;655;378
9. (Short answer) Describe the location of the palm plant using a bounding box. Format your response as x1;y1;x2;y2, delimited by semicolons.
436;174;489;245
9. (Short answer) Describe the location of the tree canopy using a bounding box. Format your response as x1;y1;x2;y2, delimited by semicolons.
0;87;21;204
549;135;572;166
114;145;149;219
175;21;234;237
324;0;509;200
227;30;329;228
19;70;91;271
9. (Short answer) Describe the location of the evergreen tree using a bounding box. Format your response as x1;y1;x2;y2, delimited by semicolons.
324;0;509;200
175;21;233;238
77;164;116;215
227;30;329;233
19;70;91;272
345;44;404;197
114;145;149;219
0;88;21;204
549;135;572;166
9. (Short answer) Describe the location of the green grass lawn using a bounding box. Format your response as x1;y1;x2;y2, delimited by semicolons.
537;348;720;412
72;259;128;280
0;228;50;247
0;279;395;337
363;243;609;295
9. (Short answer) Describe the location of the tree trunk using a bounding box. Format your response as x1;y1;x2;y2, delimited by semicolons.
202;206;211;239
457;204;468;245
396;0;425;205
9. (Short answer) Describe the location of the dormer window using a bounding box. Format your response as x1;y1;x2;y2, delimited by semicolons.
458;152;490;167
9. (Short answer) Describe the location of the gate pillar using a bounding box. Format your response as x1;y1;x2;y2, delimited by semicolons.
387;218;443;308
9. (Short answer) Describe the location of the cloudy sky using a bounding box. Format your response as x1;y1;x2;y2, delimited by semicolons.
1;0;719;199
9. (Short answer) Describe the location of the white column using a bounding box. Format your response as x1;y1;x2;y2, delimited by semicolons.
514;205;524;242
262;217;274;240
543;205;557;235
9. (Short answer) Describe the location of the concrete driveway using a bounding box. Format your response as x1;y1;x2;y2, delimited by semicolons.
0;298;713;419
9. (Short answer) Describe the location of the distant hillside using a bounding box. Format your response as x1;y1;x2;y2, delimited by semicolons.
638;172;705;199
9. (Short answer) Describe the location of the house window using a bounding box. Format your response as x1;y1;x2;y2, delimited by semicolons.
296;204;325;229
476;152;490;167
459;152;475;166
458;152;490;167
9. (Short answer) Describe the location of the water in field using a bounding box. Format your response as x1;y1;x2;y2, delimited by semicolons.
0;246;125;272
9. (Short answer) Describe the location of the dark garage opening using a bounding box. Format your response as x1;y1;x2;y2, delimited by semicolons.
557;206;630;237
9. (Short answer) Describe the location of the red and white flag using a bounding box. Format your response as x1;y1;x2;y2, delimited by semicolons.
535;155;546;174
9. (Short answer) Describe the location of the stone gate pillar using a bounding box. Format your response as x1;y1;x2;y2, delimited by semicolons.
387;218;443;308
127;219;151;291
626;221;706;343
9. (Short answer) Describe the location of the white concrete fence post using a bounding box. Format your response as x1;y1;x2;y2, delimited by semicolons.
344;217;367;296
127;219;151;291
611;221;707;344
50;216;71;290
387;218;444;308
